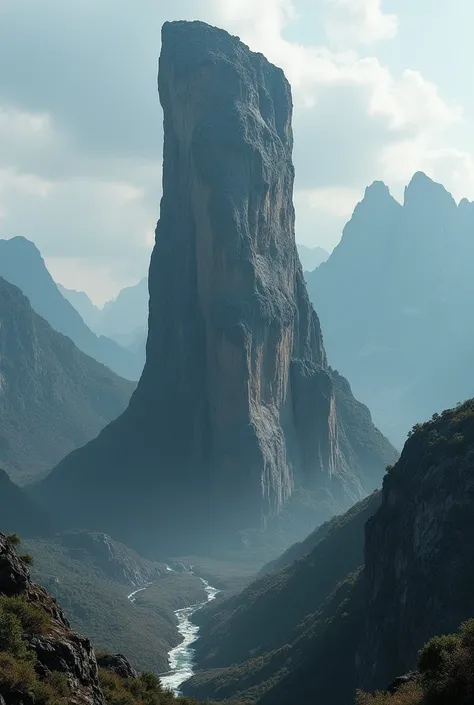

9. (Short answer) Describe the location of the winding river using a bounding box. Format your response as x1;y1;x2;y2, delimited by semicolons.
127;567;219;694
160;578;219;693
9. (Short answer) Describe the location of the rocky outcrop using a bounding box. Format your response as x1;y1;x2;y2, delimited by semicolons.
0;533;104;705
305;173;474;448
36;20;395;556
359;399;474;690
96;653;138;679
0;275;134;485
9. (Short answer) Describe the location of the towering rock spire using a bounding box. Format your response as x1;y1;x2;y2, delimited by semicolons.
37;21;396;556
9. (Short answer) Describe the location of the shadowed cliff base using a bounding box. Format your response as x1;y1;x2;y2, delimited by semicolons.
33;20;396;558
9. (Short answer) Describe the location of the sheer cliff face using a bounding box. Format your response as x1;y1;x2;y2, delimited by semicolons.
138;20;334;526
37;21;396;555
359;401;474;690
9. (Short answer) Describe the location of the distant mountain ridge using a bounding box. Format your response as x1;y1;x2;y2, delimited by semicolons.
97;277;148;343
0;237;142;380
58;283;102;329
305;172;474;446
59;276;148;368
0;275;134;484
296;244;329;271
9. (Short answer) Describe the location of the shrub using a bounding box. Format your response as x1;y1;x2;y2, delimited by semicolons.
0;595;51;635
99;666;182;704
355;682;423;704
0;609;31;659
44;671;70;696
19;553;34;565
0;651;38;691
6;532;21;546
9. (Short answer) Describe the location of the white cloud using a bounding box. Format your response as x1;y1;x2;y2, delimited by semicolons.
325;0;398;46
0;0;469;294
381;140;474;202
296;186;361;217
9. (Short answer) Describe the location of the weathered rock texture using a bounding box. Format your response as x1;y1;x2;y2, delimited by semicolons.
359;399;474;690
37;21;395;555
0;533;105;705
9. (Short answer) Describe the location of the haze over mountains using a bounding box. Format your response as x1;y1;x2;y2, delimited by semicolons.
33;20;396;558
306;172;474;447
296;244;329;271
60;277;149;351
1;14;474;705
0;275;134;484
0;237;143;381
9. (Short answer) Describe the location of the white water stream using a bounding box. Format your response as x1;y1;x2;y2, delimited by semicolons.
127;565;219;695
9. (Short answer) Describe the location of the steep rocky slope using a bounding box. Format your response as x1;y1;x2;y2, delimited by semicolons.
305;174;474;447
189;491;379;673
36;20;395;557
0;276;134;484
0;237;142;380
184;399;474;704
359;398;474;691
0;532;105;704
0;533;205;704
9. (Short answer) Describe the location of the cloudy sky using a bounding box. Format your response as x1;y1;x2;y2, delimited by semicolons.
0;0;471;303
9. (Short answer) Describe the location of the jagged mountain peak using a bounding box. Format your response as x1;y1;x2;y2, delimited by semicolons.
403;170;456;208
363;180;392;199
1;234;41;253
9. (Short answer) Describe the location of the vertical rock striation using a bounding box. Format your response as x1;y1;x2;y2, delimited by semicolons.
36;21;396;555
359;400;474;690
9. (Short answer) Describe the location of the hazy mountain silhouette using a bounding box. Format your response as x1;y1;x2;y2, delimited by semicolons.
296;244;329;271
34;21;396;558
0;237;142;380
0;276;134;484
305;172;474;447
58;283;102;330
0;469;54;536
96;277;148;345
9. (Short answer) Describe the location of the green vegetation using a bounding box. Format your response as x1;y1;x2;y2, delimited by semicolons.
99;668;196;705
24;537;207;673
356;619;474;705
6;532;21;546
0;594;51;636
356;683;424;704
19;552;34;565
0;593;70;704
